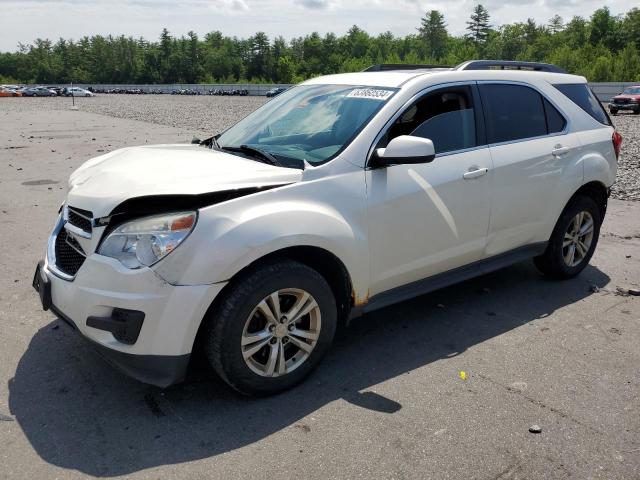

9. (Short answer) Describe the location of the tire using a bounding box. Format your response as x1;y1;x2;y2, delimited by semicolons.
534;195;601;279
634;110;640;115
203;259;337;396
609;109;618;115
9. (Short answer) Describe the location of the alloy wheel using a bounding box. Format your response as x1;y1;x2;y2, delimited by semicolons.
563;211;594;267
241;288;321;377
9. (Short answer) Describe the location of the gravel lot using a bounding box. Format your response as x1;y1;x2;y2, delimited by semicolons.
2;95;638;201
609;112;640;201
0;94;267;137
0;96;639;479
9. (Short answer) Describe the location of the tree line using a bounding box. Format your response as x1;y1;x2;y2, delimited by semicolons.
1;5;639;85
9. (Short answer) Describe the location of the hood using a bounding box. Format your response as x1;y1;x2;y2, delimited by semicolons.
67;144;302;217
613;94;640;100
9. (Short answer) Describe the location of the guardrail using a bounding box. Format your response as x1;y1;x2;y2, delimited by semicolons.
589;82;637;102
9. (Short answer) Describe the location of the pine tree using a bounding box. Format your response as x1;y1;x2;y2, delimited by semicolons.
548;15;564;34
466;4;491;45
418;10;449;60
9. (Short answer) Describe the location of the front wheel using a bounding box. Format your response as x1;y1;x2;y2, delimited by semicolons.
203;260;337;396
534;196;601;279
609;109;618;115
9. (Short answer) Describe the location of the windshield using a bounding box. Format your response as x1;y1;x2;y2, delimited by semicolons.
217;84;396;166
623;87;640;94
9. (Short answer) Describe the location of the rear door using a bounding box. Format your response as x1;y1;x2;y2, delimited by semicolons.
479;82;582;256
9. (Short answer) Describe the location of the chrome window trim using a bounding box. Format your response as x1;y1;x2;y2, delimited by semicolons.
434;144;490;159
366;79;573;167
366;80;484;167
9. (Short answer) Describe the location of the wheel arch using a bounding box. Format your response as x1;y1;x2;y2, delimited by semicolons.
570;181;609;219
190;245;355;360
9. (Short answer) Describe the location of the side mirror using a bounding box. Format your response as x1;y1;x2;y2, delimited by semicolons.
370;135;436;168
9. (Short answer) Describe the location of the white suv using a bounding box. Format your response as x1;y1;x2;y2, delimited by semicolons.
34;61;622;395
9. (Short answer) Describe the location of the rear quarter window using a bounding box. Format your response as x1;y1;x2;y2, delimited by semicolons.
543;98;566;134
553;83;611;126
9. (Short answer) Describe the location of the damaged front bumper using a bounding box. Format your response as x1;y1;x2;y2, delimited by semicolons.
33;254;225;387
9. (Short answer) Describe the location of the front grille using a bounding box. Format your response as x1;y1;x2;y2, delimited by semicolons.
614;98;630;104
54;229;87;276
67;206;93;234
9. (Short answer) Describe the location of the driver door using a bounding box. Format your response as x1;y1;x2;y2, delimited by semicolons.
366;83;493;296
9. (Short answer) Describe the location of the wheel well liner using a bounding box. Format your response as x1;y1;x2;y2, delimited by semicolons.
572;181;608;218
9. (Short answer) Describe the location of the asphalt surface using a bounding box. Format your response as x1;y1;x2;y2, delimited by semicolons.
0;104;639;479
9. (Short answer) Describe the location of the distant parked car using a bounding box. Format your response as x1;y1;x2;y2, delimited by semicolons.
1;84;21;91
21;86;56;97
266;87;287;97
609;86;640;115
65;87;94;97
0;87;22;97
45;86;64;96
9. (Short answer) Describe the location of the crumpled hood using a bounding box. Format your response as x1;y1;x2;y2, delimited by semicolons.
67;144;302;217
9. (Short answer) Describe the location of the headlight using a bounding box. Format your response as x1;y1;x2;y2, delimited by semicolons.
98;211;197;269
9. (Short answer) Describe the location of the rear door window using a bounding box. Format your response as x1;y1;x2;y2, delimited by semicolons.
553;83;611;125
479;84;547;144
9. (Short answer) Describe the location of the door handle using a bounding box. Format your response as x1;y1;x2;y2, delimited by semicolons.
552;145;571;157
463;167;489;180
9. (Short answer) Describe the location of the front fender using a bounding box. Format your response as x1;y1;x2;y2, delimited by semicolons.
153;189;369;304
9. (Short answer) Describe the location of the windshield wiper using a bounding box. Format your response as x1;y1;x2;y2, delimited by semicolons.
220;145;283;167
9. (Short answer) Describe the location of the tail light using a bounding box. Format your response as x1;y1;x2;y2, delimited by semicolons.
612;131;622;160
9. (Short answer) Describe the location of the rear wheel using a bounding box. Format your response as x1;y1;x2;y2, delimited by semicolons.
534;196;601;279
203;260;337;396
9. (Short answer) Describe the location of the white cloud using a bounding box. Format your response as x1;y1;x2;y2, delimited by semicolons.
295;0;331;9
0;0;632;51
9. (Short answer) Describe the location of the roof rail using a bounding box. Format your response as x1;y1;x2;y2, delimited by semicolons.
363;64;451;72
456;60;567;73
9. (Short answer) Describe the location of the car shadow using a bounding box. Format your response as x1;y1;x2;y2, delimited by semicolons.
8;261;609;477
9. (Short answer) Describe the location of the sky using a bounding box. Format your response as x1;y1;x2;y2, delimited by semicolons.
0;0;632;52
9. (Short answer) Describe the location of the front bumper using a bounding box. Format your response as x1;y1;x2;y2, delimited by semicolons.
609;102;639;111
35;254;225;387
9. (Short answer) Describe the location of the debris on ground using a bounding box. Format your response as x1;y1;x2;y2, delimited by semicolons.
295;423;311;433
529;424;542;434
616;286;640;297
